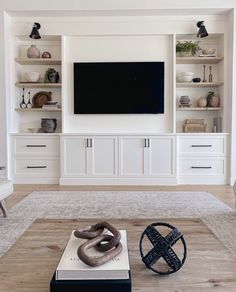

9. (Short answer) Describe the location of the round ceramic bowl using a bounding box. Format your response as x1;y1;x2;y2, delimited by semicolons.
24;72;41;82
27;128;40;133
180;72;194;76
201;48;216;55
180;75;193;82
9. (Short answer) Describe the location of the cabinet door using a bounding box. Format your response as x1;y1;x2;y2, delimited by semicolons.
148;137;174;176
62;137;89;176
90;137;117;176
119;137;147;176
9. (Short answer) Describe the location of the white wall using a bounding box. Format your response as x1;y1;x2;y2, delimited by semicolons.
63;35;173;133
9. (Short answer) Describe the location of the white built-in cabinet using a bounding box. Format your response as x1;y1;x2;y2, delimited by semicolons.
119;136;174;177
61;136;117;178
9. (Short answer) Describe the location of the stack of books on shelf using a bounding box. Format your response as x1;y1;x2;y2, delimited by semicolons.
50;230;131;292
42;101;59;110
183;119;207;133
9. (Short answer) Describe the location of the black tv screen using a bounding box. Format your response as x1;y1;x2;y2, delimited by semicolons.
74;62;164;114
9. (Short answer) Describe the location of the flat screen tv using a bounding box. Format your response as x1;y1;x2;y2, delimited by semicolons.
74;62;164;114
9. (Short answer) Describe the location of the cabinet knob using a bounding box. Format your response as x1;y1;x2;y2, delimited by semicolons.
191;166;212;169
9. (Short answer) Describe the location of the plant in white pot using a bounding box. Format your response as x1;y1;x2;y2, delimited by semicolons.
176;41;200;57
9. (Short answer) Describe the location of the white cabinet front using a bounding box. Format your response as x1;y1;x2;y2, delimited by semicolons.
148;137;174;176
119;137;146;176
91;137;117;176
62;136;117;177
63;137;88;176
119;136;174;177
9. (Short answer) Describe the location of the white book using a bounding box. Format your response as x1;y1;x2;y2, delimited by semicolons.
56;230;130;280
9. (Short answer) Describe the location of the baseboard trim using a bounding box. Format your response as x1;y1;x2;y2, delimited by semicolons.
12;178;59;184
59;177;177;185
178;176;228;185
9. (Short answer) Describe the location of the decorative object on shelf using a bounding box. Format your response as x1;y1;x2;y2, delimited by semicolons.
27;45;40;58
183;119;207;133
41;118;57;133
20;87;27;109
202;65;206;82
29;22;41;39
74;221;122;267
200;48;216;57
179;96;191;107
213;117;222;133
192;77;201;83
26;91;32;108
32;91;52;108
209;66;213;82
27;128;40;133
139;222;187;275
42;51;52;58
206;91;220;107
42;101;59;110
23;72;41;82
196;21;208;38
178;72;194;82
197;96;207;108
176;41;200;57
43;68;59;83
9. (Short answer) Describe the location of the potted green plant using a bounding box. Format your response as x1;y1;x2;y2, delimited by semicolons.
43;68;59;83
176;41;200;57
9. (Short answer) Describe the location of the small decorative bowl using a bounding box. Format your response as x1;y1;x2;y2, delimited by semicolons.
24;72;41;82
27;128;40;133
201;48;216;55
192;77;201;83
180;75;193;82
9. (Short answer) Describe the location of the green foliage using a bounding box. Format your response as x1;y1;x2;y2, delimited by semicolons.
43;68;57;83
176;41;200;56
206;91;215;107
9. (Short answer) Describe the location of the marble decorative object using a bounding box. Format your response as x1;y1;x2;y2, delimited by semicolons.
27;45;40;58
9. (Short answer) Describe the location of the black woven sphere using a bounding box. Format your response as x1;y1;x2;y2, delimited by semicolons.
139;222;187;275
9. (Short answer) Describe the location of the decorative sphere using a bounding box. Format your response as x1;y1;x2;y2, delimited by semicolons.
197;96;207;107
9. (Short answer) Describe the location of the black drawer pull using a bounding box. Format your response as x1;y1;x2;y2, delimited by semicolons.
0;166;6;170
26;145;47;148
191;166;212;169
191;145;212;148
27;166;47;169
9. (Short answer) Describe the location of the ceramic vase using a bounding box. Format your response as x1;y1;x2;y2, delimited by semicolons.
209;95;220;107
41;118;57;133
197;96;207;107
27;45;40;58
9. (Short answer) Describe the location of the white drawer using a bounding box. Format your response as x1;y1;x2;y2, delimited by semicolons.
178;136;226;156
179;158;225;176
12;136;59;157
13;158;59;178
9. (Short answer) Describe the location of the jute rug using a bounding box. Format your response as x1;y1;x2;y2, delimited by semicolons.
0;191;236;257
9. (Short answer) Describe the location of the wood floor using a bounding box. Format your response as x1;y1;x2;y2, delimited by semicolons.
5;184;236;210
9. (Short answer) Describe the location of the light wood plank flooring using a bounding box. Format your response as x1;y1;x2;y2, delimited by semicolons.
5;184;236;210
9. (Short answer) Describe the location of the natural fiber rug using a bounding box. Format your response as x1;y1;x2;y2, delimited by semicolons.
0;191;236;258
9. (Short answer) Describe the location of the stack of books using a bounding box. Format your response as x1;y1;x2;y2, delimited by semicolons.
50;230;131;292
42;101;59;110
183;119;207;133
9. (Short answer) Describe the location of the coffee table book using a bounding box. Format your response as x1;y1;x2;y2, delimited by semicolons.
50;271;132;292
55;230;130;280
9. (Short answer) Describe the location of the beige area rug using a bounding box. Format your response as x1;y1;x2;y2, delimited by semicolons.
0;191;236;257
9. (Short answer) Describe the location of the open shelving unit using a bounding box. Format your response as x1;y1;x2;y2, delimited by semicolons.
13;35;62;133
175;34;225;134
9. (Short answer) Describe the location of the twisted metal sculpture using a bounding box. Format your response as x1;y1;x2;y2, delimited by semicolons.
74;221;123;267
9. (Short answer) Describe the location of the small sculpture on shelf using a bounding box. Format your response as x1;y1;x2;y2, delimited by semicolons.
43;68;59;83
27;44;40;58
207;91;220;107
42;51;52;58
26;91;32;108
197;96;207;108
20;87;27;108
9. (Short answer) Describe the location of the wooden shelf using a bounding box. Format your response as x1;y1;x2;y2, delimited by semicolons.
176;57;224;64
176;82;223;88
15;83;62;88
15;58;61;65
15;108;62;112
177;107;222;111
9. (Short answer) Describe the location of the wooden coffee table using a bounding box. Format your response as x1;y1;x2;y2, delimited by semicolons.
0;218;236;291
